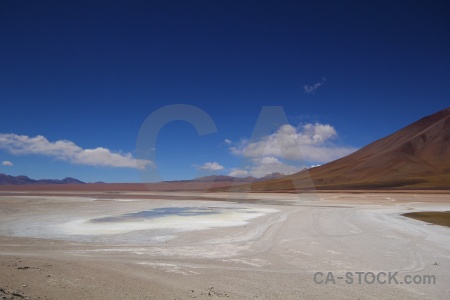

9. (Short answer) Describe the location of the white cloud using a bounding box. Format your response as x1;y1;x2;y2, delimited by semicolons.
230;123;356;163
228;123;357;178
229;157;302;178
224;139;232;145
0;133;153;170
228;168;249;177
248;156;302;178
304;77;326;94
197;162;224;171
2;160;13;167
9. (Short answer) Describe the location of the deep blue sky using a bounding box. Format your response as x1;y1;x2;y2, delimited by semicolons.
1;0;449;182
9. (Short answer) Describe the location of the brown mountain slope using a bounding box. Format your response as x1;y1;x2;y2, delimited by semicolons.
244;107;450;191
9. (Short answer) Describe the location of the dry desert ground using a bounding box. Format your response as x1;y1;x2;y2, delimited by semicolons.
0;191;449;299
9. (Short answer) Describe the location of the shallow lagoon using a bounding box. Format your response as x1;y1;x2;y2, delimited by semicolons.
91;207;224;223
60;204;279;241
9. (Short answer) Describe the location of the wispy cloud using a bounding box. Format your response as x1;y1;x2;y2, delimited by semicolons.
196;162;224;171
303;77;326;94
2;160;13;167
0;134;153;170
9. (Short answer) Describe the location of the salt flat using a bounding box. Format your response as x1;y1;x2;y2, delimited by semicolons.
0;192;449;299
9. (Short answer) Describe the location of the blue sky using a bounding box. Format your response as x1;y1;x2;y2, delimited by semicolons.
0;1;449;182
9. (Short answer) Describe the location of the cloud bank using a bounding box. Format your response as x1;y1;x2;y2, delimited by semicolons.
230;123;356;163
0;134;153;170
228;123;357;177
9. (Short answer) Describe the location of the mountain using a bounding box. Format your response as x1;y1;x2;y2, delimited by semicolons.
192;175;255;183
167;173;286;184
256;172;285;182
0;174;85;185
237;107;450;191
194;173;287;183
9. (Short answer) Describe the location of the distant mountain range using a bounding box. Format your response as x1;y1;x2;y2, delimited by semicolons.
0;172;285;186
238;107;450;191
162;173;286;184
0;174;85;185
191;173;285;183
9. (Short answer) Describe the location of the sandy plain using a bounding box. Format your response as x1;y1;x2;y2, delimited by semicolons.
0;191;449;299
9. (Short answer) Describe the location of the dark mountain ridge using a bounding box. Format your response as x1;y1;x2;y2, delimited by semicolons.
0;174;85;185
